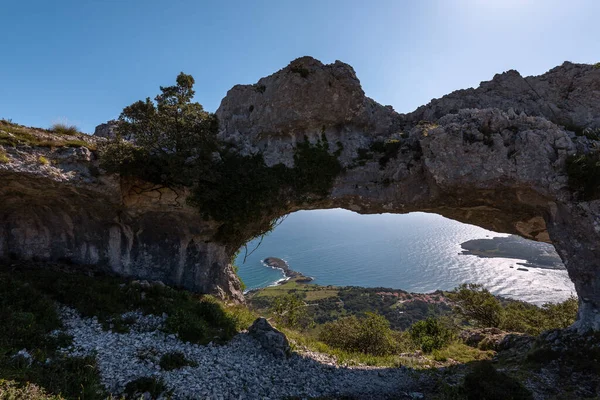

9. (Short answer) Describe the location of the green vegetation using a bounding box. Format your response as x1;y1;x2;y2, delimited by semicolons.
271;294;311;329
232;263;246;292
50;123;79;136
38;156;49;165
319;313;409;356
101;73;342;248
0;263;259;398
431;342;494;363
594;62;600;69
566;151;600;200
355;139;403;169
124;377;168;399
0;270;106;399
249;277;452;330
0;380;65;400
442;361;533;400
289;65;310;78
159;351;197;371
0;265;254;344
369;139;402;168
448;284;504;327
410;317;455;353
449;283;577;335
0;150;9;164
0;120;90;149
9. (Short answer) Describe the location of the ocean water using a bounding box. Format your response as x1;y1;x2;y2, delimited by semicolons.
235;209;576;305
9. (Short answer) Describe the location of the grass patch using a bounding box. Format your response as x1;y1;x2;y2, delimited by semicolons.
431;342;494;363
0;379;64;399
50;123;79;136
0;264;258;398
0;265;255;345
0;271;106;399
252;277;337;300
0;121;90;149
0;150;9;164
282;328;413;367
158;351;197;371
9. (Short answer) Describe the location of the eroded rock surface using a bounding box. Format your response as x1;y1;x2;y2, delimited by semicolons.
2;57;600;330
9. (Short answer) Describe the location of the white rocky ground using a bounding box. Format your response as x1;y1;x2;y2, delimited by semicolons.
57;306;426;400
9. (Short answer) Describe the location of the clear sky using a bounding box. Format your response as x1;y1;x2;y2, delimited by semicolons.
2;0;599;133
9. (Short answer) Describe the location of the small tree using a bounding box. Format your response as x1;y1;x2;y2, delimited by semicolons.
100;72;218;186
271;294;310;329
409;317;454;353
448;283;504;328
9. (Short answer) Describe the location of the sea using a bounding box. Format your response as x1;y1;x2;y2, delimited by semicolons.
235;209;576;305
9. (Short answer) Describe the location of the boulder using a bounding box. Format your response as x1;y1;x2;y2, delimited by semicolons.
248;318;291;359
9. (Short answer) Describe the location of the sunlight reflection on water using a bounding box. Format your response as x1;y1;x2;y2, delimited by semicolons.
236;209;575;304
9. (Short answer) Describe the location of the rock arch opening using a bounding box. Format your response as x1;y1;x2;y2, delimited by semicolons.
235;209;574;306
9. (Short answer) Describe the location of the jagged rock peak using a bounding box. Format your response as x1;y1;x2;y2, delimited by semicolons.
216;56;400;166
408;61;600;130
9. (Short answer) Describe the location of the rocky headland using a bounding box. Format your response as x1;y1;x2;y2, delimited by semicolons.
460;235;565;269
262;257;313;282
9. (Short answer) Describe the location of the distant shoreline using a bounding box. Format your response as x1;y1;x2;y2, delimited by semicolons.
460;235;564;270
262;257;314;284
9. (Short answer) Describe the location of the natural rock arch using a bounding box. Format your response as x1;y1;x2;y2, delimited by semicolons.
1;57;599;332
215;57;600;332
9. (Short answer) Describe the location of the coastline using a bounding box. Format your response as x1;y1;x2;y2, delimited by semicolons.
262;257;314;284
460;235;564;270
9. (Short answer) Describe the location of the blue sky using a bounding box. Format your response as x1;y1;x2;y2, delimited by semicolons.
1;0;599;133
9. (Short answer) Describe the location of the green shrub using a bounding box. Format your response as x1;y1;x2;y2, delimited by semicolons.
50;123;79;136
101;73;343;249
232;264;246;291
271;294;311;329
448;283;504;327
319;313;402;356
500;297;577;336
459;361;532;400
290;65;310;78
124;377;168;399
369;139;402;168
159;351;197;371
0;380;64;400
0;150;9;164
164;309;208;343
409;317;454;353
38;156;49;165
449;284;577;335
566;152;600;200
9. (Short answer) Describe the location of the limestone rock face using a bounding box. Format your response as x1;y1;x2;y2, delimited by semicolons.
216;56;399;166
408;62;600;130
3;57;600;331
0;136;244;302
93;120;119;139
216;57;600;331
